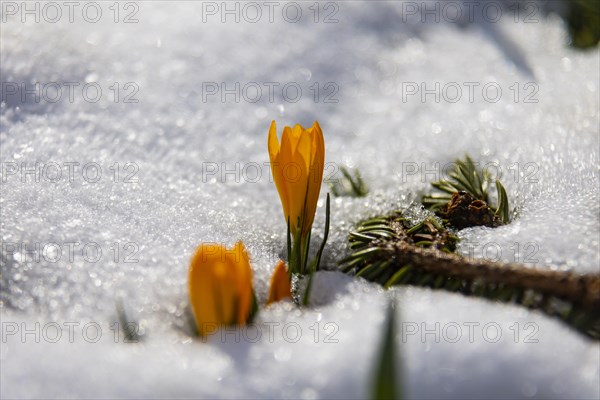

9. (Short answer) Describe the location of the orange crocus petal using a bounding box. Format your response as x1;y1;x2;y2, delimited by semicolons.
267;260;292;305
291;124;305;150
280;125;300;234
269;121;290;227
302;121;325;235
213;260;236;325
188;244;220;336
188;242;255;337
288;136;310;234
268;121;280;161
230;241;253;325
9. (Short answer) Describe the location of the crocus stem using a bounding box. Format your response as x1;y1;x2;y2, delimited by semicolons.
301;232;311;275
312;193;330;273
293;232;302;276
286;216;293;277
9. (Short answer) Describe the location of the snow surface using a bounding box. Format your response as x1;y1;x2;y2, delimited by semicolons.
1;1;599;399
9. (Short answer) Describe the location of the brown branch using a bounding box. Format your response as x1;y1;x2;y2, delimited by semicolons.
389;242;600;310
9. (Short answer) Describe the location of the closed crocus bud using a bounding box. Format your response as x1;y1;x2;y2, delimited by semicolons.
188;242;254;337
268;120;325;238
267;260;292;305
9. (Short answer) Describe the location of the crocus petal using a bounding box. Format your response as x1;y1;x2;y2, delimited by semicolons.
212;260;236;325
283;124;304;152
188;242;255;337
303;121;325;235
269;121;290;225
230;241;253;325
288;140;310;234
280;126;301;234
268;120;280;160
282;125;296;152
188;244;221;336
267;260;292;305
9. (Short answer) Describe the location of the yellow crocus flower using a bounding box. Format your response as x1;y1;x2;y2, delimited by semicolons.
267;260;292;305
268;120;325;238
188;242;254;337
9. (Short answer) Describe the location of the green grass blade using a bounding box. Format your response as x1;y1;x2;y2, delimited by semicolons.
372;303;400;400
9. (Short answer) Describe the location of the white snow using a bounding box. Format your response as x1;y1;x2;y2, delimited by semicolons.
1;1;599;399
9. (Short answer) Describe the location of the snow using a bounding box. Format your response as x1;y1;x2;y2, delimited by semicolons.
1;1;599;399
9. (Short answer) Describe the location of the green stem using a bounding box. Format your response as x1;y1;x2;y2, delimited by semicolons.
286;216;293;276
301;232;311;275
293;232;302;276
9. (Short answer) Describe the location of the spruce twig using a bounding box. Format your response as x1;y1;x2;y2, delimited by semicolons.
422;155;510;227
340;211;600;339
